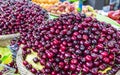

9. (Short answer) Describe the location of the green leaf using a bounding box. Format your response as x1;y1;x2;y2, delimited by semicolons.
50;14;59;19
0;46;12;64
1;54;11;62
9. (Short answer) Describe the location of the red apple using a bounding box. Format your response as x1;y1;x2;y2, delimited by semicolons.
112;13;120;20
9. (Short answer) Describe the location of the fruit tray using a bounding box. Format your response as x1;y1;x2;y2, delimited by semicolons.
0;33;20;47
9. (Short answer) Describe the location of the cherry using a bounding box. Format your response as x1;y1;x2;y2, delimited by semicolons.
109;54;114;60
85;55;92;61
99;64;107;70
39;59;46;65
23;61;28;66
80;45;85;51
98;38;105;43
84;50;90;55
59;62;65;68
33;57;39;63
82;67;89;73
65;52;71;58
103;57;110;63
90;68;98;74
26;64;32;69
70;64;76;71
60;46;66;51
94;61;100;66
84;41;90;47
45;68;51;73
92;48;98;53
64;65;69;70
46;52;54;59
70;59;78;65
27;50;31;54
51;71;57;75
97;44;104;49
53;39;59;45
62;41;67;46
75;50;82;55
107;41;114;48
83;35;88;40
86;62;93;68
31;68;37;74
101;51;108;57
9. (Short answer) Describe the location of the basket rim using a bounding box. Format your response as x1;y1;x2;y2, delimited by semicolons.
16;46;34;75
0;33;20;41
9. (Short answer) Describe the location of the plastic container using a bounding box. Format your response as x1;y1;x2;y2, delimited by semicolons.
60;0;66;2
78;0;83;12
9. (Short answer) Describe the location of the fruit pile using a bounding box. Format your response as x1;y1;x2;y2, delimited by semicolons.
108;10;120;24
0;0;120;75
32;0;59;11
0;0;48;35
48;1;78;16
22;13;120;75
0;0;48;74
82;5;97;18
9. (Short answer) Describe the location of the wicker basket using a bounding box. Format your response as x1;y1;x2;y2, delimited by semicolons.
116;70;120;75
0;33;20;47
16;47;34;75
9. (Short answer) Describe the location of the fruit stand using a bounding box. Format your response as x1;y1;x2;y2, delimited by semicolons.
0;0;120;75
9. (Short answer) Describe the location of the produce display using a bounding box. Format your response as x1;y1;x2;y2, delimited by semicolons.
0;0;120;75
0;0;48;74
22;13;120;75
108;10;120;24
48;1;78;16
32;0;59;10
0;0;48;35
48;1;97;17
82;5;97;18
96;14;120;29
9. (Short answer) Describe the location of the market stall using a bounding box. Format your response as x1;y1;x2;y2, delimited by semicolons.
0;0;120;75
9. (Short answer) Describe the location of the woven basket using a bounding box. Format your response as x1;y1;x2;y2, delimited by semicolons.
16;47;34;75
0;33;20;47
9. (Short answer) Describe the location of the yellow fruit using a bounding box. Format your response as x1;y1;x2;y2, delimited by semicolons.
32;0;59;4
32;0;59;10
86;5;94;12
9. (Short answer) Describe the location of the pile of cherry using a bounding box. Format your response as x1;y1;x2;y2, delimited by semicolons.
22;13;120;75
0;0;48;73
0;0;120;75
0;0;48;35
